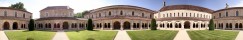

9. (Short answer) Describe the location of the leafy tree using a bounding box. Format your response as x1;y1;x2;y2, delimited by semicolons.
209;19;214;30
28;19;35;31
9;2;26;10
150;18;157;30
74;11;89;18
87;19;93;30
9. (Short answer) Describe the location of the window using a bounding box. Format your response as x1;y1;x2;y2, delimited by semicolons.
109;11;111;16
219;13;221;17
236;11;239;16
182;13;183;17
15;12;17;17
99;13;101;17
132;11;134;16
120;11;123;15
4;11;7;16
167;13;168;17
186;13;187;17
190;13;191;17
46;13;48;16
163;14;165;17
142;13;144;17
170;13;172;17
178;12;179;17
174;13;175;17
226;12;228;16
23;13;25;18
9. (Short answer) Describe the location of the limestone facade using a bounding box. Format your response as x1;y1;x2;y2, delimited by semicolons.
35;6;87;30
213;7;243;30
84;5;155;30
0;7;32;30
154;5;213;30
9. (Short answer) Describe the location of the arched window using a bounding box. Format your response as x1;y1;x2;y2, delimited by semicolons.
120;11;123;15
178;12;179;17
109;11;111;16
226;12;228;16
182;13;183;17
99;13;101;17
142;13;144;17
132;11;134;16
167;13;168;17
186;13;187;17
190;13;191;17
236;11;239;16
219;13;221;17
174;13;175;17
4;11;7;16
15;12;17;17
170;13;172;17
23;13;25;18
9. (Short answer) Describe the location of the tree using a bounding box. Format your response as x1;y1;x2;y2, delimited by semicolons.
28;19;35;31
9;2;26;10
87;19;93;30
150;18;157;30
209;19;214;30
74;11;89;18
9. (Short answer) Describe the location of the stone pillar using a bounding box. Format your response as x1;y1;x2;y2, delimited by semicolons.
182;22;185;30
165;22;167;29
147;23;150;29
69;23;72;30
172;22;175;30
121;23;123;30
199;22;201;30
140;22;142;30
18;23;21;29
110;22;113;30
0;22;2;30
9;22;13;30
101;23;104;30
190;21;193;29
60;23;63;30
131;22;133;30
51;23;54;30
157;23;160;29
233;23;235;30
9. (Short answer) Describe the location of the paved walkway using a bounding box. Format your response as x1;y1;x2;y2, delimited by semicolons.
173;30;191;40
114;30;131;40
235;31;243;40
52;31;69;40
0;31;8;40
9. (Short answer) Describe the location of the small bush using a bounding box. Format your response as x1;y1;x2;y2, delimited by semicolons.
26;37;34;40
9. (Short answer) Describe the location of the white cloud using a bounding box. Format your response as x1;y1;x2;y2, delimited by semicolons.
232;0;243;7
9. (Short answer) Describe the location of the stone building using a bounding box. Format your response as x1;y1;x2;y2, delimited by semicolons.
154;4;214;30
213;4;243;30
0;7;32;30
84;5;156;30
35;6;87;30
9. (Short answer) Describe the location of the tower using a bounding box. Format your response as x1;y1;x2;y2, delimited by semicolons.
163;0;166;7
225;3;229;9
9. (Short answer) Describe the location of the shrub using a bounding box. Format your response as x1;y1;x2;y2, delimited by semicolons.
87;19;93;30
28;19;35;31
26;37;34;40
209;19;214;30
150;18;157;30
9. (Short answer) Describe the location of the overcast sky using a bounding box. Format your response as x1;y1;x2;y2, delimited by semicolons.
0;0;242;19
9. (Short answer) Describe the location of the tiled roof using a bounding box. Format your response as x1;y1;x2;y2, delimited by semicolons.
156;17;210;21
0;7;32;14
40;6;73;11
214;7;243;13
159;5;214;13
35;17;80;21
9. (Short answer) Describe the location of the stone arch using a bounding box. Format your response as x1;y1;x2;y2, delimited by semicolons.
48;23;51;28
3;22;10;30
184;21;190;29
12;22;18;29
240;23;242;28
235;23;239;28
63;22;69;29
123;21;130;29
113;21;120;30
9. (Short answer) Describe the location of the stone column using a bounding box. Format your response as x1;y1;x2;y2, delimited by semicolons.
18;23;21;29
0;22;3;30
165;22;167;29
110;22;113;30
233;23;235;30
51;23;54;30
69;23;72;30
157;23;160;29
101;23;104;30
121;23;123;30
199;22;201;30
182;22;185;30
131;22;133;30
9;22;13;30
147;23;150;29
190;21;193;29
60;23;63;30
172;22;175;30
140;22;142;30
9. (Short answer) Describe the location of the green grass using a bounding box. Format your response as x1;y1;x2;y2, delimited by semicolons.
66;30;117;40
127;30;178;40
5;31;55;40
187;30;239;40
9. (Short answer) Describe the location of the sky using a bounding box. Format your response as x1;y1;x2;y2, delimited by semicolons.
0;0;242;19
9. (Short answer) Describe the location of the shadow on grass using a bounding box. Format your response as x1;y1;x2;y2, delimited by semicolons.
64;30;100;32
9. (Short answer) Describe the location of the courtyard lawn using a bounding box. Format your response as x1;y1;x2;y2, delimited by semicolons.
5;30;55;40
66;30;117;40
127;30;178;40
187;30;239;40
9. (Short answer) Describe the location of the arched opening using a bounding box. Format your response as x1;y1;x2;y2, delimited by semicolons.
235;23;239;28
63;22;69;29
113;21;120;30
184;21;190;29
12;22;18;29
240;23;242;28
123;21;130;29
48;23;51;28
3;22;10;30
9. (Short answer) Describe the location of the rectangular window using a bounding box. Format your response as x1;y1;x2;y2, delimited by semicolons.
226;12;228;16
219;13;221;17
